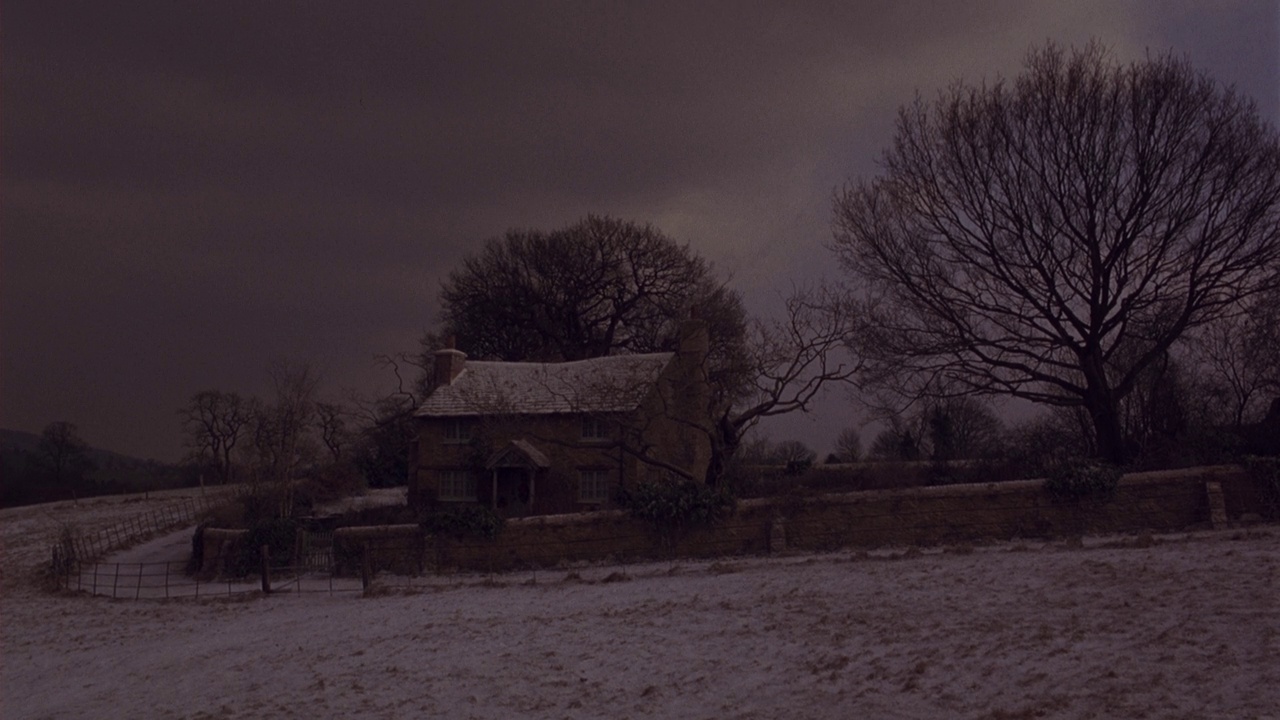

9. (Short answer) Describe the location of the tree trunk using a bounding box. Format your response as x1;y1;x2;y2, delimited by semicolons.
1079;350;1130;465
704;415;742;488
1090;405;1128;465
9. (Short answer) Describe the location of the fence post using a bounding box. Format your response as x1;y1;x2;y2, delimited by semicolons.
260;544;271;594
293;528;304;569
361;546;372;592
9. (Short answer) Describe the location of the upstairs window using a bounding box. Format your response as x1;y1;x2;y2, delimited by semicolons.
581;415;609;441
443;419;472;444
578;469;612;504
438;470;476;501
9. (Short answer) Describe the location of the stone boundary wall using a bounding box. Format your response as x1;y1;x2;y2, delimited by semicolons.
211;465;1266;575
197;528;247;578
430;466;1257;572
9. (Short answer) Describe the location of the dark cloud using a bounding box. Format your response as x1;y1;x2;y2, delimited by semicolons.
3;1;1276;459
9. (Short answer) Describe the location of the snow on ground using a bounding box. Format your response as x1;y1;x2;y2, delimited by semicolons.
3;491;1278;719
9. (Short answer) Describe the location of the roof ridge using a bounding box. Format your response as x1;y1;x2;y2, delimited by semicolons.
465;351;674;368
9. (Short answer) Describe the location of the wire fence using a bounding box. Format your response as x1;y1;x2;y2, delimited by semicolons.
57;559;367;599
49;493;230;566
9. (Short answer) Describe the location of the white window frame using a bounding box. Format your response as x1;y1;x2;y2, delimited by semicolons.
581;415;609;442
438;470;476;502
578;469;612;504
443;418;472;444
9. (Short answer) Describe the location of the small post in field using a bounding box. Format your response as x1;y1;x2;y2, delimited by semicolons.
260;544;271;594
361;546;372;592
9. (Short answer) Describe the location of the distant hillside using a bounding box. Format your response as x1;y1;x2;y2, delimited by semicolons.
0;428;157;469
0;428;195;508
0;428;43;455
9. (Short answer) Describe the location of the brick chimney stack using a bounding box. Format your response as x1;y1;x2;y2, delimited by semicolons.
678;310;709;366
434;337;467;387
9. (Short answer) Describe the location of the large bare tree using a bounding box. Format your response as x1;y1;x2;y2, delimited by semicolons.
832;42;1280;463
439;214;745;364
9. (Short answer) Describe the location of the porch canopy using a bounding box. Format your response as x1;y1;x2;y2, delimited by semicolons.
485;439;549;513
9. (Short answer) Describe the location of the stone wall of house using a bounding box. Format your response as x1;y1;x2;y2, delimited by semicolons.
410;413;641;514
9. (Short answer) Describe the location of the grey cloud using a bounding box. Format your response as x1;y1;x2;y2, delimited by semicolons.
3;1;1275;459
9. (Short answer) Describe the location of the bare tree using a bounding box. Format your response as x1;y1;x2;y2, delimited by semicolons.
924;396;1004;461
710;285;861;479
833;427;863;463
438;215;746;363
179;390;248;484
36;421;96;487
770;440;817;466
868;419;923;461
238;362;321;516
315;401;351;464
832;42;1280;463
264;361;320;482
1191;288;1280;428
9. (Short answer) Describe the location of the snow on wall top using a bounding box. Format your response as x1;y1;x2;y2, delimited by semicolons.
415;352;676;417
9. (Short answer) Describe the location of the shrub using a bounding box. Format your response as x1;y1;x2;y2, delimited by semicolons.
230;518;299;576
1043;460;1122;503
186;523;207;574
617;478;735;534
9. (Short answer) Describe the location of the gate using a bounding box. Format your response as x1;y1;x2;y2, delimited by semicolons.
298;530;334;572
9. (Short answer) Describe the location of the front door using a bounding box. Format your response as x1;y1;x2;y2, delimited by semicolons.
494;467;531;516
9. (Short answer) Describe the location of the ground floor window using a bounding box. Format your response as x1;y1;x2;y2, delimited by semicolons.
578;469;612;503
438;470;476;501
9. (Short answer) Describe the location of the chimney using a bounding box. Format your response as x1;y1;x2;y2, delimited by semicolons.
678;311;709;364
434;337;467;387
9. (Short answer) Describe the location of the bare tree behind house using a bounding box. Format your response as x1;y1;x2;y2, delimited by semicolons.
832;42;1280;463
438;215;746;364
709;285;860;479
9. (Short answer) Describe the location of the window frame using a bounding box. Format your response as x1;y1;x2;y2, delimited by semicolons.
578;468;612;504
443;418;472;444
580;415;609;442
438;469;477;502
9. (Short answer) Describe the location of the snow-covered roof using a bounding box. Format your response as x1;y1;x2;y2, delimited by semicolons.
415;352;675;418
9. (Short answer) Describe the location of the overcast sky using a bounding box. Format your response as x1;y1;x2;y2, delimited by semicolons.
4;1;1278;461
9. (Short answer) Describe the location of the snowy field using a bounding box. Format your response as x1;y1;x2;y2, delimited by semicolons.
3;490;1278;719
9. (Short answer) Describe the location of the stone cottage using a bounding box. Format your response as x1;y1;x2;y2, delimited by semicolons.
409;319;713;516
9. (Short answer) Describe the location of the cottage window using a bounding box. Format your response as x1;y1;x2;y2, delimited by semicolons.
578;469;612;504
438;470;476;501
581;416;609;441
443;419;472;444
